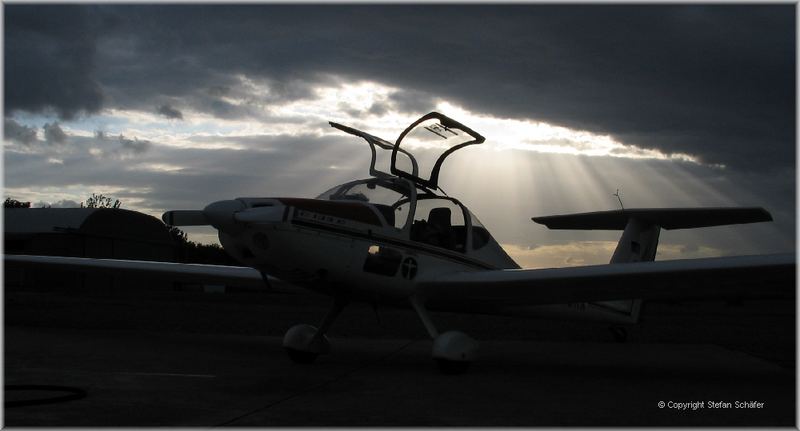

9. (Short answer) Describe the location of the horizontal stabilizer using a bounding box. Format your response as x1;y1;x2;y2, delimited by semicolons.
162;210;209;226
532;207;772;231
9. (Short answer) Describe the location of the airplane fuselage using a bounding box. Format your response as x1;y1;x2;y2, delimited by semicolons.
216;194;513;306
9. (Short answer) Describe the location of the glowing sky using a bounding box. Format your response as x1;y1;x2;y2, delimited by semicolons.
4;5;795;268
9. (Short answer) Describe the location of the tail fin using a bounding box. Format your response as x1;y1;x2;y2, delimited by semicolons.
532;207;773;322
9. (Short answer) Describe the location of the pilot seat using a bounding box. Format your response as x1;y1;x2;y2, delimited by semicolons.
411;207;457;250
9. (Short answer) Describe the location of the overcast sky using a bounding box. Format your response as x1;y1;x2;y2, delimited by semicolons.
3;4;795;268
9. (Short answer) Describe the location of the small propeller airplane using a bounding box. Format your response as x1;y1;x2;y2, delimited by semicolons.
6;112;795;373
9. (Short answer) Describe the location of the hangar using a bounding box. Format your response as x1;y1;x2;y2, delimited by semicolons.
4;208;177;292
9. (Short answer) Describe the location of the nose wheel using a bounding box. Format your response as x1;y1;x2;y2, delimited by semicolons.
283;297;347;364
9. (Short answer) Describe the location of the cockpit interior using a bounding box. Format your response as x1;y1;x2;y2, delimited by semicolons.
315;112;505;262
317;177;492;254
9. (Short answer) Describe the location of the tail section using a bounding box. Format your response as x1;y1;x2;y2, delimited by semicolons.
533;207;772;264
532;207;773;323
609;217;661;264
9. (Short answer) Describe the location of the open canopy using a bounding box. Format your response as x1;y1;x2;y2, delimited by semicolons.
391;112;485;189
330;112;485;190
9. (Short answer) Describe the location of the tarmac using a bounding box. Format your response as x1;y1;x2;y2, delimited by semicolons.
4;287;796;426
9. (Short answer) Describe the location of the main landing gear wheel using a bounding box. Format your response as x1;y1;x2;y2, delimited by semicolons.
409;296;479;374
282;324;332;364
432;330;478;374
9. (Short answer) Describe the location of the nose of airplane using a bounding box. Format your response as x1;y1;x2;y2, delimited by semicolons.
203;199;246;233
233;205;285;223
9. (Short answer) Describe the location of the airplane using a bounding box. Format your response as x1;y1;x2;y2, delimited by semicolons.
5;112;795;374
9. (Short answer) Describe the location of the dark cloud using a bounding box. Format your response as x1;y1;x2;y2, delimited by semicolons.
341;101;392;118
367;101;390;117
157;104;183;120
43;122;67;145
4;119;38;145
388;90;438;115
90;131;152;157
205;99;249;120
4;5;106;119
118;135;151;155
4;5;794;171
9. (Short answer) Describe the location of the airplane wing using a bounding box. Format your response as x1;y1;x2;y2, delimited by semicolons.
4;254;298;292
419;254;795;311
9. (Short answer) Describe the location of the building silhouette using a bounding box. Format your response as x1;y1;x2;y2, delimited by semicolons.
5;208;177;292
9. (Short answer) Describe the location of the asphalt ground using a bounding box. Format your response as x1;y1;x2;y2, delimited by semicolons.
4;287;796;426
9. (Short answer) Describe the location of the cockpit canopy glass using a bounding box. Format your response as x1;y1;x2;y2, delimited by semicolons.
329;121;418;179
316;177;494;253
316;177;413;205
330;113;483;190
316;177;420;229
409;197;468;252
391;112;484;189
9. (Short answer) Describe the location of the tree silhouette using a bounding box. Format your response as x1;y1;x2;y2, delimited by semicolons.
167;225;188;244
82;193;121;209
4;198;30;208
165;224;236;265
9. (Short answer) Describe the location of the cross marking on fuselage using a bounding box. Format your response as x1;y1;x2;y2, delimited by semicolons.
401;257;418;280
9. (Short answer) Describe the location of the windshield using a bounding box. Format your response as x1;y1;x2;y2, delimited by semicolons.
316;177;421;229
316;178;413;204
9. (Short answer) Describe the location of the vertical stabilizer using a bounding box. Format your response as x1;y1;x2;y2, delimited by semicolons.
610;217;661;264
597;217;661;321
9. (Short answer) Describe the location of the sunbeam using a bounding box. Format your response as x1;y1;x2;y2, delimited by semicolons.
4;80;792;260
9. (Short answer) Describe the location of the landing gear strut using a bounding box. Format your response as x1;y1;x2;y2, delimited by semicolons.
283;297;347;364
409;295;478;374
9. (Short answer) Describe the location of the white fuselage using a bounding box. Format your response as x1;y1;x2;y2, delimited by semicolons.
217;196;503;305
